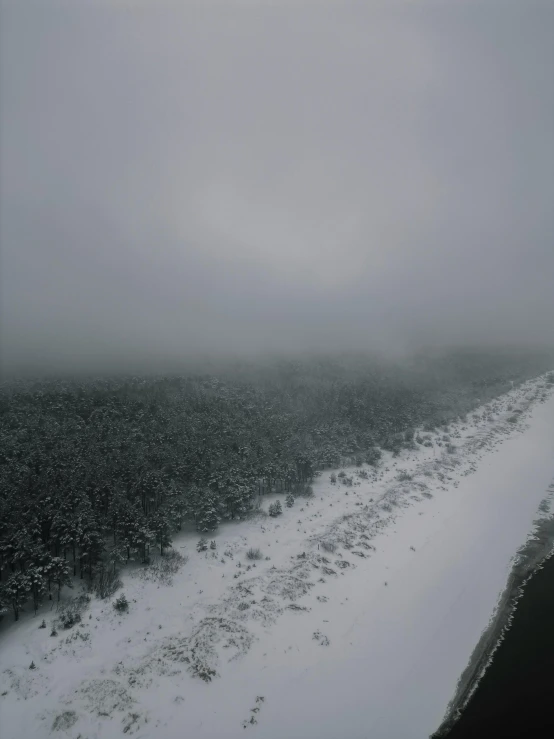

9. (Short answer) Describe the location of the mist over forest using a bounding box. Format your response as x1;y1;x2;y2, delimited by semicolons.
1;0;553;378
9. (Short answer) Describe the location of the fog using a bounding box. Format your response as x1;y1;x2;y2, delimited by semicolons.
1;0;553;376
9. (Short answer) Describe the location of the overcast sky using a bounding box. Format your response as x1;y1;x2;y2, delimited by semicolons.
1;0;553;375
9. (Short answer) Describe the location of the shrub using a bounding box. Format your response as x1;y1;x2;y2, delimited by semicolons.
320;540;337;554
446;443;456;454
383;434;404;457
355;456;364;467
246;547;263;561
113;593;129;613
396;470;412;482
268;501;282;517
136;549;188;585
39;619;46;629
92;566;122;600
196;538;208;552
366;447;382;466
210;541;217;550
330;473;337;484
285;493;294;508
56;594;90;630
337;470;346;479
294;483;314;498
358;469;368;479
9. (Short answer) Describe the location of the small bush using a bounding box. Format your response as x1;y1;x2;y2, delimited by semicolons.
294;483;314;498
358;469;368;479
396;470;412;482
210;540;217;550
355;456;364;467
113;593;129;613
330;473;337;484
92;566;122;600
507;415;518;424
285;493;294;508
366;447;382;466
136;550;187;585
337;470;346;479
446;443;456;454
246;547;263;561
50;628;58;637
320;540;337;554
268;501;282;517
56;594;90;630
51;712;78;732
39;619;46;629
196;538;208;552
29;661;36;670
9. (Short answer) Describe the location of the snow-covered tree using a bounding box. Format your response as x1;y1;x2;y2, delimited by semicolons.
27;566;47;614
196;492;220;533
2;572;31;621
151;509;172;556
268;500;282;517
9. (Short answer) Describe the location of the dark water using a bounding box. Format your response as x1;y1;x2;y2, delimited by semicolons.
443;552;554;739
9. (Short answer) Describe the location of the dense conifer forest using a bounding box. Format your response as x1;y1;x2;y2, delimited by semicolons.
1;349;552;620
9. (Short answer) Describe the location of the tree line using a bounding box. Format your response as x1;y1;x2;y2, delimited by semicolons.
1;349;551;620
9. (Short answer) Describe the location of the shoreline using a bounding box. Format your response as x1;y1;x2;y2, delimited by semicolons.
431;494;554;738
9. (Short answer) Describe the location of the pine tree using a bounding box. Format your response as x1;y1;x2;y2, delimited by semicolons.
28;566;47;615
47;557;72;602
151;508;172;556
285;493;294;508
196;492;220;533
268;500;282;517
3;572;31;621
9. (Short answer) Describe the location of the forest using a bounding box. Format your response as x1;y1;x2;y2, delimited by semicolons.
1;348;552;621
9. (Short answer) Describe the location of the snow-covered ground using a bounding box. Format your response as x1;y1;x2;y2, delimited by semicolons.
1;376;554;739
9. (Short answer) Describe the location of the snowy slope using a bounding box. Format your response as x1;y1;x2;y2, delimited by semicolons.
1;376;554;739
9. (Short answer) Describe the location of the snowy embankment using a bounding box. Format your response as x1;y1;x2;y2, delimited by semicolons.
1;376;554;739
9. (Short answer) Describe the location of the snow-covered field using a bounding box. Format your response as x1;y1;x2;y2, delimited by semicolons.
1;376;554;739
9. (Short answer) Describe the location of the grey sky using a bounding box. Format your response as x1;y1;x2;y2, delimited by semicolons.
1;1;553;374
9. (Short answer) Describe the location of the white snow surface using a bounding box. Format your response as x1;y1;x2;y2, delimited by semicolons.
1;376;554;739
